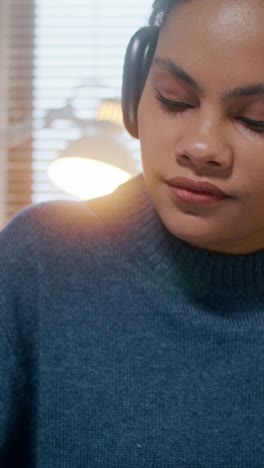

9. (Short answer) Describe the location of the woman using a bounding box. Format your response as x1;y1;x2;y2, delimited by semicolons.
1;0;264;466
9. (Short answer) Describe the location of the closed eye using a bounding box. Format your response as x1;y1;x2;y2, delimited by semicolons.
155;90;264;134
155;90;194;113
235;116;264;134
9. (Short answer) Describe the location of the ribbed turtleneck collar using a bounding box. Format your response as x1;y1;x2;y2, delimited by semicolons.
93;174;264;299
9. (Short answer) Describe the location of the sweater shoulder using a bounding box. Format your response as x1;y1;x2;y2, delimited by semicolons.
0;200;104;341
0;199;103;300
1;199;103;251
0;175;146;276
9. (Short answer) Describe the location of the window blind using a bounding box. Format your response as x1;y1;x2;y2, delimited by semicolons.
1;0;153;225
0;0;9;228
33;0;153;204
2;0;34;223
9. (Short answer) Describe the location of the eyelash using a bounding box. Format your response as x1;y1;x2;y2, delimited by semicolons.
155;90;193;114
155;90;264;134
235;116;264;134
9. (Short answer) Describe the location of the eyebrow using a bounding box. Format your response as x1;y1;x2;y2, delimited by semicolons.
223;85;264;101
153;57;264;101
153;57;202;93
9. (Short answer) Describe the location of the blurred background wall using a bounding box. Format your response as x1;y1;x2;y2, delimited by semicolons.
0;0;153;228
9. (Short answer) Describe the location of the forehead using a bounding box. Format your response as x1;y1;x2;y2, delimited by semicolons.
162;0;264;36
157;0;264;83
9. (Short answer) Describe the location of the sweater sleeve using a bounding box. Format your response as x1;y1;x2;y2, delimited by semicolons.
0;200;102;466
0;210;38;467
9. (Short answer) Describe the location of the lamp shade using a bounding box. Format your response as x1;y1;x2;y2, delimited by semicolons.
48;121;138;200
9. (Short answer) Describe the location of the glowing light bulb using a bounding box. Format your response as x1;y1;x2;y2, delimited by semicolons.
49;157;132;199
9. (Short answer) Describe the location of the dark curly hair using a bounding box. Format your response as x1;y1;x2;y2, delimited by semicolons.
149;0;190;28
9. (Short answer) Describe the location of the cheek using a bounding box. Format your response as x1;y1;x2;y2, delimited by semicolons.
138;90;157;138
138;82;171;136
138;90;177;162
234;140;264;202
138;98;160;166
236;139;264;175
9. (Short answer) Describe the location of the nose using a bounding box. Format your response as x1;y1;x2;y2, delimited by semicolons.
175;118;233;174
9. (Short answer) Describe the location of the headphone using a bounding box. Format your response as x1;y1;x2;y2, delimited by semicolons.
121;27;160;139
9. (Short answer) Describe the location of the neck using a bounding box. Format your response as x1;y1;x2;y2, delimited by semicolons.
89;174;264;299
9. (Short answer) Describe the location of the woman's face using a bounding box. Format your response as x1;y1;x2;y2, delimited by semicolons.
138;0;264;254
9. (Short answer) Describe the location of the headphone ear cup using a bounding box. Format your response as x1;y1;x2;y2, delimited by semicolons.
122;27;159;139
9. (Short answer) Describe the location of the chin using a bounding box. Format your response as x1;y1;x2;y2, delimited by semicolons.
145;178;239;253
171;227;220;250
159;208;231;252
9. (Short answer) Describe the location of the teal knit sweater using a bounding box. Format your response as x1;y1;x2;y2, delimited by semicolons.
0;175;264;467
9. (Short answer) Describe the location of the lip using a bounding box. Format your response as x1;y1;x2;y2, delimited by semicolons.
166;176;229;197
